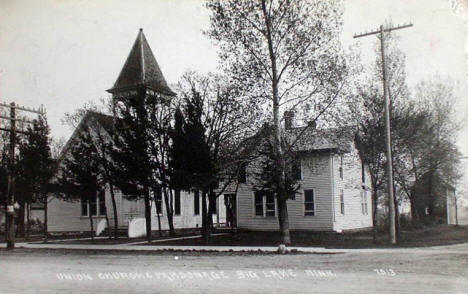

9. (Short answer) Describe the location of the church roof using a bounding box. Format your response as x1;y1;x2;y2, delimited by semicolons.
107;29;176;96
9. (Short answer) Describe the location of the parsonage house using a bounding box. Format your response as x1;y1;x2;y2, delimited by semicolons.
47;29;372;235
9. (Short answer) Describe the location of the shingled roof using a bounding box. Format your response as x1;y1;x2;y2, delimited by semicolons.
107;29;176;96
286;126;355;153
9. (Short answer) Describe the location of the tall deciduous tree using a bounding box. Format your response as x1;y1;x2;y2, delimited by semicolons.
56;126;105;241
393;79;461;224
206;0;350;244
174;72;258;242
144;97;176;237
64;106;121;239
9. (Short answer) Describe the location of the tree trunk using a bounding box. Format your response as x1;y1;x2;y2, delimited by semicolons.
17;200;25;238
163;188;175;236
108;184;119;239
143;187;152;243
155;197;162;237
202;190;209;244
393;184;400;242
26;202;30;240
208;190;217;231
277;197;291;245
409;195;419;225
88;199;94;242
372;188;378;243
154;186;162;237
105;213;111;239
4;201;7;242
43;194;48;243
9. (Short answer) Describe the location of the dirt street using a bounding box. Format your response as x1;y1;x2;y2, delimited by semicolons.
0;247;467;294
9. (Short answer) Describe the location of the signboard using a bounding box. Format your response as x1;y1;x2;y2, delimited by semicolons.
7;205;14;214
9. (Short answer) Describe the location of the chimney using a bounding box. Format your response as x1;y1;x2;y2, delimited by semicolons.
284;111;295;130
307;120;317;129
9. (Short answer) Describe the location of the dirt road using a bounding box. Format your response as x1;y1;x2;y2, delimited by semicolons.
0;247;467;293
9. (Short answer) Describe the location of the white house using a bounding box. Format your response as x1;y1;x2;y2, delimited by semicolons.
235;122;373;233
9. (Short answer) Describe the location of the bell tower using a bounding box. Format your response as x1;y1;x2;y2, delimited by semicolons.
107;28;176;105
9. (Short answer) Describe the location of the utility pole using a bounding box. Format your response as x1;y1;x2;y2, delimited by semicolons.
354;23;413;245
0;101;44;249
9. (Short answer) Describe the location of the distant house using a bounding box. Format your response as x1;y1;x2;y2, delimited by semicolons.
234;116;373;233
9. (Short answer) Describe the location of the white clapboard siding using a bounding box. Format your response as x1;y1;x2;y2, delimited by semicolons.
48;189;207;232
47;196;105;232
237;152;334;231
332;143;373;232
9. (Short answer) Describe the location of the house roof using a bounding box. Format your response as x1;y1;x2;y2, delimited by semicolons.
107;29;176;96
285;126;355;153
57;111;114;163
244;123;354;155
88;111;114;134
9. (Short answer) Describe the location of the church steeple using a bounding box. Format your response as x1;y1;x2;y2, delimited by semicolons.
107;28;176;97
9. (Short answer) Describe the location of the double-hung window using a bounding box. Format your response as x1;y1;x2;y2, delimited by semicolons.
292;158;302;180
80;192;106;217
194;190;200;215
238;162;247;183
265;192;275;216
304;189;315;216
154;188;163;216
174;189;181;216
340;189;345;215
361;191;368;215
254;191;276;217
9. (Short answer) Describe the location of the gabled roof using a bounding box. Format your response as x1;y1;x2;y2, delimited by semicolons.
107;29;176;96
58;111;114;163
285;126;355;153
244;123;354;155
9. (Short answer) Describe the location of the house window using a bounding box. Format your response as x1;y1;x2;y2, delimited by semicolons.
81;195;88;217
361;163;366;184
154;189;163;215
340;189;345;215
80;192;106;217
98;191;107;216
238;162;247;183
194;190;200;215
89;194;97;216
254;191;276;217
292;158;302;180
255;191;263;216
339;155;343;179
304;189;315;216
265;192;275;217
174;189;181;216
361;191;368;215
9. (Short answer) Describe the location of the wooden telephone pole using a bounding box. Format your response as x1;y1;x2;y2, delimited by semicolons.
354;23;413;245
0;102;45;249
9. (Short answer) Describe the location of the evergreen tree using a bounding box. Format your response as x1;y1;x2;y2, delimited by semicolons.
16;115;55;240
111;90;155;242
182;90;214;242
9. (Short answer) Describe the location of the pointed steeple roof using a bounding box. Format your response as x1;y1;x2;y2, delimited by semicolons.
107;29;176;96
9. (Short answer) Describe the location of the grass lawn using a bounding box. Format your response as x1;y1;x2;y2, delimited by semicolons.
151;225;468;248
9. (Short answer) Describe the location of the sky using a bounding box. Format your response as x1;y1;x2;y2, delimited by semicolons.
1;0;467;188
